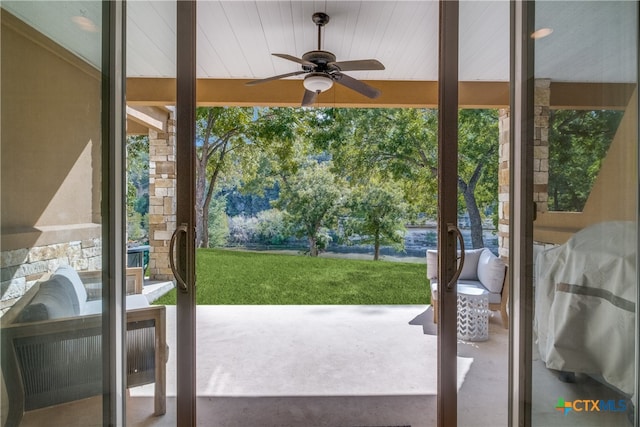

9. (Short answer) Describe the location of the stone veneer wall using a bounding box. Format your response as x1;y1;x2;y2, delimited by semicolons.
148;113;177;281
497;108;510;260
533;79;550;213
496;79;551;260
0;239;101;316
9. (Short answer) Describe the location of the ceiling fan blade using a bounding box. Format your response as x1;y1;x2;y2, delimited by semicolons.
273;53;316;68
329;59;385;71
301;89;318;106
334;73;381;99
246;70;307;86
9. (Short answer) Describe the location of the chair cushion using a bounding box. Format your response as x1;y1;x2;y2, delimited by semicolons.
430;280;502;304
54;265;88;308
81;299;103;315
18;277;78;322
426;250;438;280
477;249;506;293
126;294;151;310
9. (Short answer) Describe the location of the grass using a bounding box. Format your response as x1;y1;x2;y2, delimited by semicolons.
155;248;430;305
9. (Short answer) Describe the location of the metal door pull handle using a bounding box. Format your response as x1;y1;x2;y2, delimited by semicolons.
169;223;189;293
446;223;465;291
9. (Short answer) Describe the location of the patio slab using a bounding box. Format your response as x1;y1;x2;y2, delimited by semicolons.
131;305;473;398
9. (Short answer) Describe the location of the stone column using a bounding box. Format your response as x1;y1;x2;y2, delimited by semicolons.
497;108;510;260
496;79;550;261
534;79;550;213
148;113;176;281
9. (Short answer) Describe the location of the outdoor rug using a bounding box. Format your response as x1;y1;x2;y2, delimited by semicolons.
131;305;473;398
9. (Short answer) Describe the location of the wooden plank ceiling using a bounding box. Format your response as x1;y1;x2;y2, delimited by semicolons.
2;1;637;108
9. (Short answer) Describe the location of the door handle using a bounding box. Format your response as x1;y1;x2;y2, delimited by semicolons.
169;223;189;293
446;223;465;291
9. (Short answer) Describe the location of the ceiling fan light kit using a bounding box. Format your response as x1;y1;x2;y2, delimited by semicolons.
303;73;333;93
247;12;385;106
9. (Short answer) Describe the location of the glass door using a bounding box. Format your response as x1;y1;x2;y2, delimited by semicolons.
1;1;127;425
512;1;639;426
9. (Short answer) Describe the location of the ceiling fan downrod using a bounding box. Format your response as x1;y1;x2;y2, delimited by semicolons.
312;12;330;51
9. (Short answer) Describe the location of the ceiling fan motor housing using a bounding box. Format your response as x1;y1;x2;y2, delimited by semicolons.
301;50;337;72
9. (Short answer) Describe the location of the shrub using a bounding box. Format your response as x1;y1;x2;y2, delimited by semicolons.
227;215;258;244
255;209;289;245
208;195;229;247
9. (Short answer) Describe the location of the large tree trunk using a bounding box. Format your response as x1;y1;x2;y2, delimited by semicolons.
462;187;485;249
195;161;208;248
308;235;319;256
373;235;381;261
458;156;489;249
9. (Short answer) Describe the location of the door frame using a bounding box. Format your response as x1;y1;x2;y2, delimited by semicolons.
509;1;535;426
436;0;461;426
103;0;127;424
175;1;198;426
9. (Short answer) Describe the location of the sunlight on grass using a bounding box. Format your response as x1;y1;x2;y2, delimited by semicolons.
155;249;430;305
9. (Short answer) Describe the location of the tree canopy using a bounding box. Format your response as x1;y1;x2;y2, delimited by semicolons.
548;109;623;212
308;108;498;248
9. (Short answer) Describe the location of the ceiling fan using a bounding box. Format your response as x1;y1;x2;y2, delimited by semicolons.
246;12;385;106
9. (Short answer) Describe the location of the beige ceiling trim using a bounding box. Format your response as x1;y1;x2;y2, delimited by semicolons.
127;78;510;108
127;77;634;110
550;82;636;110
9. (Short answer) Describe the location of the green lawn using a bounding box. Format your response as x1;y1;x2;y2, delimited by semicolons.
155;249;430;305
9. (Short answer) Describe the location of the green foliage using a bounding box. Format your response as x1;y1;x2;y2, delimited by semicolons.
343;181;408;260
255;209;288;245
127;211;147;242
309;107;500;246
154;249;429;305
548;110;623;211
227;215;258;244
275;161;346;256
457;109;499;208
126;135;150;243
207;194;229;247
134;194;149;216
194;107;308;247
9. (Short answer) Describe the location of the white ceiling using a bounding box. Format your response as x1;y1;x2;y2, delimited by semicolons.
2;1;637;84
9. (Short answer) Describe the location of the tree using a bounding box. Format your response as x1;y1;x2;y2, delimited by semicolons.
548;109;623;211
207;194;229;247
126;135;149;243
310;108;499;248
195;107;304;248
457;109;499;248
344;181;408;260
275;161;345;256
195;107;252;248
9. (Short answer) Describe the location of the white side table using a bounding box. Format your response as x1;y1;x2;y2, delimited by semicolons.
457;285;489;341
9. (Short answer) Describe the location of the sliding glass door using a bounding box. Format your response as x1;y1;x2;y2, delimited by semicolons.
512;1;639;426
1;1;126;425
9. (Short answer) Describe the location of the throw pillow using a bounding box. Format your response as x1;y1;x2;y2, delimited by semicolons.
477;249;506;293
459;248;485;281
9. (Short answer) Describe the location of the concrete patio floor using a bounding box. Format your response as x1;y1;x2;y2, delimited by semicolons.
18;304;630;426
20;305;510;427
